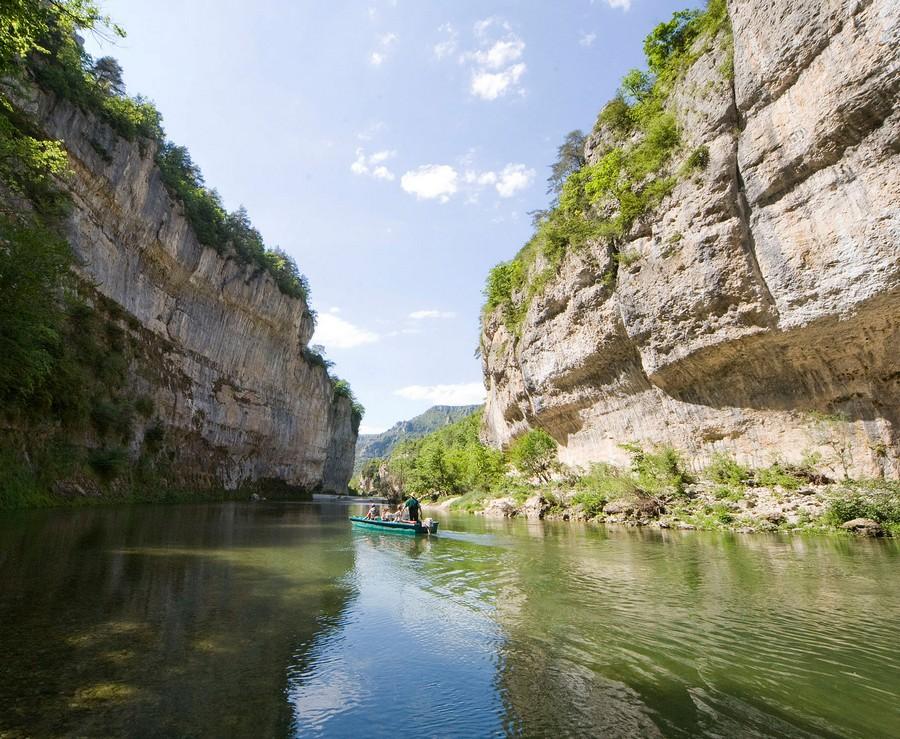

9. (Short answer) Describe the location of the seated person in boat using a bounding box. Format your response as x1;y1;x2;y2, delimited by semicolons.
404;496;421;523
365;504;379;520
395;504;406;521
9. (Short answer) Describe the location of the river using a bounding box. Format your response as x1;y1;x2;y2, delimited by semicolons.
0;502;897;737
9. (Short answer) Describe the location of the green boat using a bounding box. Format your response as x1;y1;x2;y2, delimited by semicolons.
349;516;438;535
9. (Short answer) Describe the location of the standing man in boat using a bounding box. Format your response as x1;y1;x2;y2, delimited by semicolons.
404;495;421;523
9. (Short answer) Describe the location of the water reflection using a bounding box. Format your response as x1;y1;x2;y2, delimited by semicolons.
1;505;898;738
287;529;508;737
476;520;900;738
0;503;355;737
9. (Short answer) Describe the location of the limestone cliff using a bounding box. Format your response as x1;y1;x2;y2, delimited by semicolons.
481;0;900;478
20;89;356;493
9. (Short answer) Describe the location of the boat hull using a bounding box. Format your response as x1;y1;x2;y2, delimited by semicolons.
349;516;438;535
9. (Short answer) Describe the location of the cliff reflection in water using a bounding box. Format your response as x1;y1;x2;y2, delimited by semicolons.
1;505;898;738
0;503;355;737
490;521;900;738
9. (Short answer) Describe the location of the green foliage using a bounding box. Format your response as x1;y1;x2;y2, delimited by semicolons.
643;10;703;75
706;453;749;486
481;1;732;334
621;442;690;497
508;428;557;483
33;34;162;141
90;398;133;440
620;69;653;103
756;462;803;491
87;446;128;478
143;421;165;449
683;145;710;173
595;95;632;138
546;130;586;199
134;395;154;418
385;410;504;500
824;482;900;529
0;0;121;81
448;487;495;513
0;446;52;509
0;219;72;400
573;463;639;517
331;378;364;431
13;3;311;302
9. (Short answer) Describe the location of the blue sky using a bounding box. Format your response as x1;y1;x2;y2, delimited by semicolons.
85;0;691;433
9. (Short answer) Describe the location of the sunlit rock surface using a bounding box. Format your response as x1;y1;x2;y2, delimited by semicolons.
481;0;900;477
27;91;356;492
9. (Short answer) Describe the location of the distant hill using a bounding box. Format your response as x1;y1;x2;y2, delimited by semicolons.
354;405;482;473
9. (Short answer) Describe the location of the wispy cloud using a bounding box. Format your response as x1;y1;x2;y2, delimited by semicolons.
437;16;527;101
433;23;458;59
351;148;396;181
398;158;535;204
356;121;387;141
495;163;535;197
394;383;486;405
579;31;597;47
312;313;379;349
594;0;632;10
471;63;526;101
369;30;398;66
400;164;458;202
409;310;456;320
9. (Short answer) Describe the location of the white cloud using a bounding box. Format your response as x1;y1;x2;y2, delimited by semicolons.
409;310;456;320
471;62;525;100
313;313;379;349
495;163;535;197
400;164;458;202
579;31;597;47
433;23;458;59
464;170;497;186
394;383;486;405
473;17;511;39
369;31;398;66
600;0;632;10
351;148;396;181
454;17;526;100
471;38;524;69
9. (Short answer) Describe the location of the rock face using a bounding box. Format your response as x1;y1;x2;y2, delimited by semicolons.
26;91;356;492
481;0;900;478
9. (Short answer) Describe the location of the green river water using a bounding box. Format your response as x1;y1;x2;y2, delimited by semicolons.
0;501;897;737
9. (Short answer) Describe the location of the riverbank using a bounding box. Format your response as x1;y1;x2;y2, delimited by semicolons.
426;478;900;538
0;474;321;512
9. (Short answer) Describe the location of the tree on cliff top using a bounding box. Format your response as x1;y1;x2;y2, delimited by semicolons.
546;129;586;200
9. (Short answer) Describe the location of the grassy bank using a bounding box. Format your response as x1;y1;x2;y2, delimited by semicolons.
439;455;900;537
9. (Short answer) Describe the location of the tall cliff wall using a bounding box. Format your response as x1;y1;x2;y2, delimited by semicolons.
19;89;356;493
481;0;900;478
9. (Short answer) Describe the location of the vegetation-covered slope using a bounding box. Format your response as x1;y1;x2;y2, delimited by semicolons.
0;1;360;507
354;404;480;473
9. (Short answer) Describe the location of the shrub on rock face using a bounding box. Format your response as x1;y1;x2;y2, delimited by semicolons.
621;442;690;497
509;429;558;483
87;447;128;478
